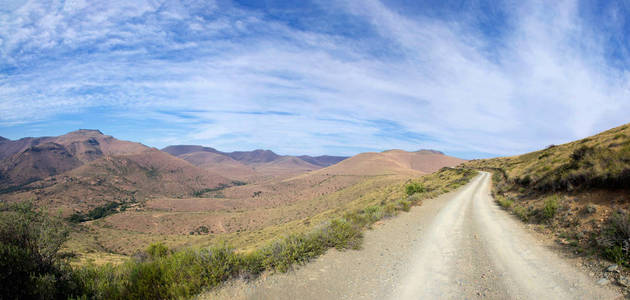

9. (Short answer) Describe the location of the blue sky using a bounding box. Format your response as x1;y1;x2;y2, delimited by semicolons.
1;0;629;158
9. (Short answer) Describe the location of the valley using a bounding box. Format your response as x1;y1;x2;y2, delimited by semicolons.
0;129;464;264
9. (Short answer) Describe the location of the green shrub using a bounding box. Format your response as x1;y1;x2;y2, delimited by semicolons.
513;205;529;222
496;195;514;209
260;234;321;272
383;203;397;217
320;219;362;250
405;182;425;196
146;242;170;260
599;211;630;265
68;202;121;223
0;202;77;299
406;193;423;205
125;260;169;299
542;195;559;219
398;199;411;212
363;206;384;223
198;245;243;287
71;264;123;299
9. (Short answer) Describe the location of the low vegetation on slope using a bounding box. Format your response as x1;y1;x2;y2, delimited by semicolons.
465;123;630;265
1;168;475;299
467;123;630;193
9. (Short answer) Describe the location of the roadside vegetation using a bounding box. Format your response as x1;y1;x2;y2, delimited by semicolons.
1;168;476;299
465;123;630;267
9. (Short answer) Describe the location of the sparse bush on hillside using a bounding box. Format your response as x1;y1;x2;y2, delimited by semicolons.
496;195;514;209
599;210;630;266
146;242;170;259
398;199;411;212
405;182;425;196
68;201;122;223
542;195;559;220
513;205;529;222
534;145;630;192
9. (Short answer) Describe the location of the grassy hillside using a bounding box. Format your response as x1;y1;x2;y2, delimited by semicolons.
465;123;630;265
466;123;630;194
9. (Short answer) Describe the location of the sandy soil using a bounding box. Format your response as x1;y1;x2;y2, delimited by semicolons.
204;172;621;299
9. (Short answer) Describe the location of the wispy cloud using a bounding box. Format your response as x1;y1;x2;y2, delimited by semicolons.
0;0;629;158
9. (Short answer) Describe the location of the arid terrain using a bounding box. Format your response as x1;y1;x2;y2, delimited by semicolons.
0;130;464;264
207;173;620;299
2;124;629;299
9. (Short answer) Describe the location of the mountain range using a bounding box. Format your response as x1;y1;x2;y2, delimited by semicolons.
161;145;347;179
0;129;462;217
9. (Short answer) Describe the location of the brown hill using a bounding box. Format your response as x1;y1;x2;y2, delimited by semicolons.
0;130;149;188
0;136;49;160
250;156;320;176
161;145;221;157
226;149;280;164
178;151;256;179
297;155;347;167
162;145;347;179
0;142;82;188
0;131;231;212
313;149;465;176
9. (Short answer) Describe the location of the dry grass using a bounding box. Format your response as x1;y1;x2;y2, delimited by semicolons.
65;168;475;265
466;122;630;264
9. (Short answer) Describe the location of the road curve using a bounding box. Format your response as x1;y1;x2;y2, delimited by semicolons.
206;172;620;299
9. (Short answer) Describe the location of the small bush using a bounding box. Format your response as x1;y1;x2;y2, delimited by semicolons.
599;211;630;265
542;195;560;219
496;195;514;209
383;203;397;217
405;182;425;196
582;204;597;215
320;219;362;250
406;193;423;205
146;242;170;260
125;260;169;299
513;205;529;222
398;199;411;212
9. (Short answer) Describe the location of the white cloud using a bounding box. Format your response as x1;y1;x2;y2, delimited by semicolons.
0;0;629;157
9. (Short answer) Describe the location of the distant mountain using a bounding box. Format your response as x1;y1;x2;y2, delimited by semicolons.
297;155;348;167
177;151;256;179
227;149;280;164
313;149;465;176
161;145;348;179
415;149;444;155
161;145;221;156
0;130;231;212
0;130;148;188
0;136;49;160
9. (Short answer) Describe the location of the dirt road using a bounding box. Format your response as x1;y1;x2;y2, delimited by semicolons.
206;172;620;299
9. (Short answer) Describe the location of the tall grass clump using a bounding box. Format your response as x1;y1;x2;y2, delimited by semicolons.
496;195;514;209
513;205;529;222
405;182;425;195
542;195;559;220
